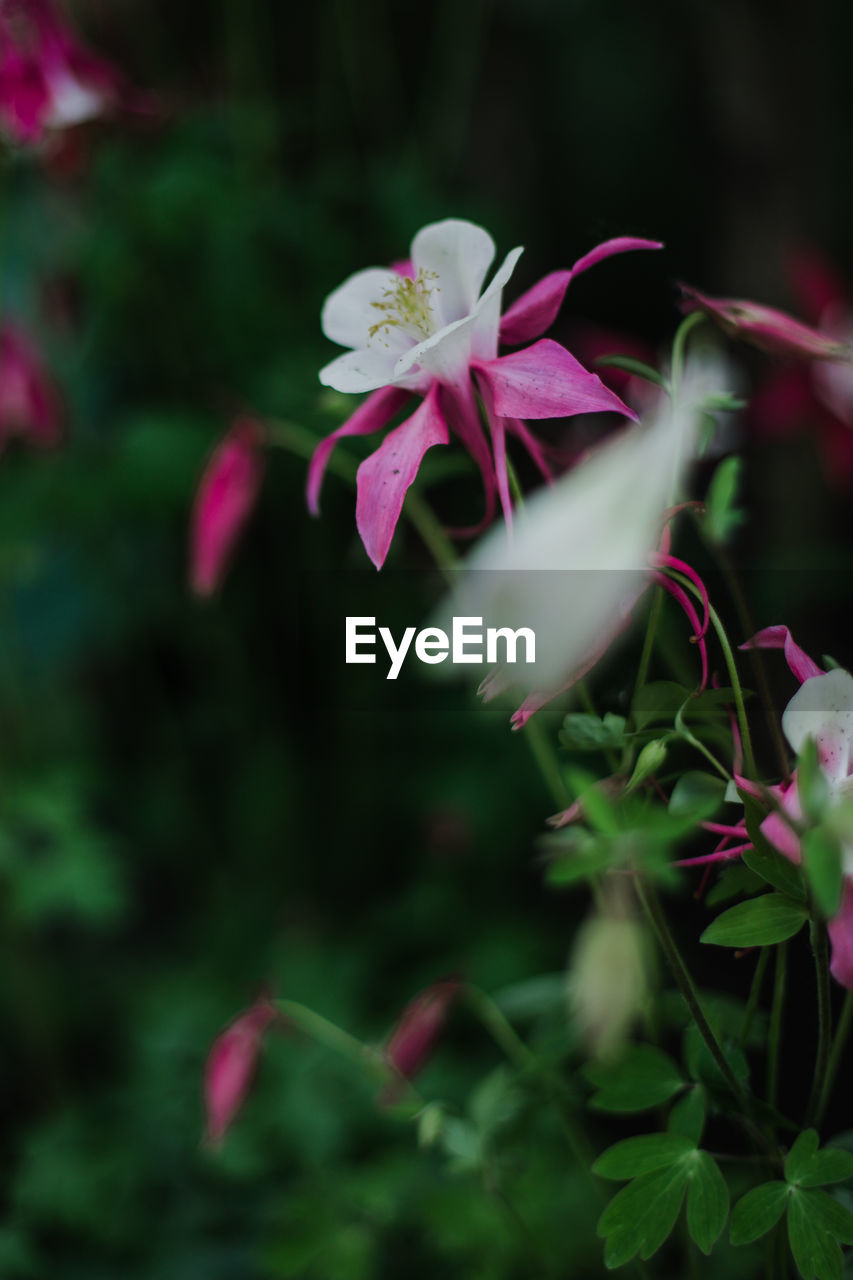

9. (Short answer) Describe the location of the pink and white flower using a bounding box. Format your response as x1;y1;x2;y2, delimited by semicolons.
0;0;123;144
190;419;265;597
0;320;61;450
743;626;853;988
309;219;661;568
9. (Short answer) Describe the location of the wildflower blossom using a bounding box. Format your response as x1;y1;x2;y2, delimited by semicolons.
437;360;717;727
0;320;61;450
679;283;848;361
569;886;650;1060
0;0;123;144
310;219;661;568
203;997;277;1146
383;977;460;1082
190;419;265;597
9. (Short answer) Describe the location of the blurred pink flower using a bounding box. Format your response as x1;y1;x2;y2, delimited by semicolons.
0;320;61;450
383;977;460;1083
0;0;124;144
309;219;661;568
679;283;848;361
190;419;265;597
203;998;277;1147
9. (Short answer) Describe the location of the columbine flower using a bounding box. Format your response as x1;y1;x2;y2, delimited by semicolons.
190;419;265;597
203;997;277;1146
0;0;123;144
309;218;661;568
742;626;853;989
679;283;849;361
0;320;61;451
436;360;716;727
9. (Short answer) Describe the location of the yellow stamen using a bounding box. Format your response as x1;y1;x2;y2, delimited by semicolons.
368;269;439;344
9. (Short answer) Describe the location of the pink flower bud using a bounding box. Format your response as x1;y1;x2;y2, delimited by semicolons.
0;321;62;450
680;284;849;360
384;977;460;1083
203;998;277;1147
189;419;265;597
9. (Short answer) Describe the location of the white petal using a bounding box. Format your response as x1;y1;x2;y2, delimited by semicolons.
411;219;496;324
393;248;524;387
321;268;399;349
782;668;853;783
319;347;398;394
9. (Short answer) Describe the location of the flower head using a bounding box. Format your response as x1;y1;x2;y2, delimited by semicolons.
679;283;848;361
203;997;277;1147
310;219;661;568
569;885;650;1060
383;976;460;1084
0;0;124;144
0;320;61;450
190;418;265;597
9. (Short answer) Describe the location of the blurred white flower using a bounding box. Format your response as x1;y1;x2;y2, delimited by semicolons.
568;887;651;1060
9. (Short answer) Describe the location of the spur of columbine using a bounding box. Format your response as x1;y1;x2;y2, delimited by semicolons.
308;218;661;568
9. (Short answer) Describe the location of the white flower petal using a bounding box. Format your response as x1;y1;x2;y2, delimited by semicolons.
411;219;496;325
319;347;399;394
392;247;524;387
782;668;853;784
321;268;399;349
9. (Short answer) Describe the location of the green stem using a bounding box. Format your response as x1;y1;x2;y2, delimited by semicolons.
805;920;832;1127
636;880;750;1111
632;586;665;709
670;311;706;399
276;998;391;1082
767;943;787;1111
403;490;459;577
740;947;770;1050
505;455;525;511
816;989;853;1127
523;715;569;811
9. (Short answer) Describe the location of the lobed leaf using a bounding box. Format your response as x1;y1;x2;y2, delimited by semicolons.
687;1151;729;1254
593;1132;695;1180
730;1181;789;1246
701;893;808;948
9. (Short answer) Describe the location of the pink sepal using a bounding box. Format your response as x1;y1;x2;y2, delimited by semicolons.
190;419;265;597
828;884;853;990
474;339;636;422
740;625;823;684
356;384;449;569
203;997;278;1147
307;386;410;515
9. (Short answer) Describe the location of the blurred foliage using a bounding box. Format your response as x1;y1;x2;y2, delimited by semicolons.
0;0;852;1276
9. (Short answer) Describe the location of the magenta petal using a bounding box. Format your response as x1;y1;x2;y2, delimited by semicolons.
438;381;498;537
740;625;823;684
356;384;449;569
475;339;636;421
829;884;853;990
203;998;277;1146
190;419;265;596
499;238;661;346
307;386;410;515
570;235;663;280
499;270;574;347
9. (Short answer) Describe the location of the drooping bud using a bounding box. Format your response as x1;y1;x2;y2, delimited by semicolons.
383;977;461;1084
679;284;849;360
568;884;650;1060
203;997;277;1147
189;418;265;597
0;322;62;450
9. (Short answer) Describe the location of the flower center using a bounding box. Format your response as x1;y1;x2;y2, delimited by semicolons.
368;269;439;345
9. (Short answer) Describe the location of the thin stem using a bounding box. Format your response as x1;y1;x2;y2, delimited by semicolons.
633;586;665;708
635;880;750;1112
670;311;705;399
276;998;390;1081
404;491;459;578
523;715;569;810
505;455;526;511
805;920;832;1127
816;989;853;1127
767;943;787;1111
740;947;770;1049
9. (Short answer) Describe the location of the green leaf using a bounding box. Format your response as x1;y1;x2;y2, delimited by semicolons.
741;794;807;900
706;864;764;907
687;1151;729;1254
668;1087;706;1144
593;354;669;388
632;681;692;731
800;1150;853;1189
730;1181;789;1245
598;1162;690;1266
787;1132;822;1184
705;455;745;544
669;770;727;819
626;739;669;792
788;1188;845;1280
593;1133;695;1180
559;712;627;753
701;893;808;948
683;1022;750;1090
585;1045;684;1112
805;1189;853;1244
803;828;844;918
565;770;620;836
799;738;831;824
